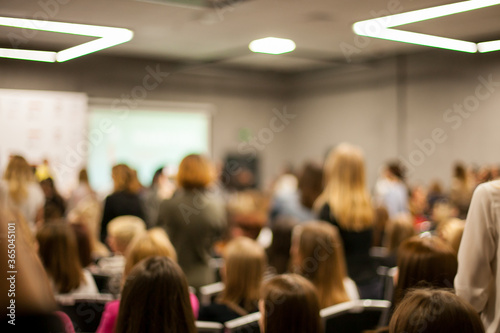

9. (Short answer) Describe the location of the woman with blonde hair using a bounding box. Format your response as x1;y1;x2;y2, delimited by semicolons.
100;164;145;242
260;274;321;333
1;155;44;229
157;154;227;289
291;221;358;308
316;143;379;298
199;236;267;323
96;228;199;333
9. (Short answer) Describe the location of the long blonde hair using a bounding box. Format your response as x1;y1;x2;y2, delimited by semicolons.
219;237;266;314
316;143;374;231
3;155;34;204
292;221;350;308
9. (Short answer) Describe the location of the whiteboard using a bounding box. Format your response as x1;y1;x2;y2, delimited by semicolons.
0;89;88;196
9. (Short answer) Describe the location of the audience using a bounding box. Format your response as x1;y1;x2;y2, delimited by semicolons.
199;236;266;323
389;289;484;333
3;149;498;332
316;143;380;299
115;256;197;333
100;164;146;242
260;274;321;333
291;221;359;308
157;154;227;289
36;222;99;296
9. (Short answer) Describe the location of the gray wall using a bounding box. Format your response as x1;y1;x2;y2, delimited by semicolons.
2;50;500;190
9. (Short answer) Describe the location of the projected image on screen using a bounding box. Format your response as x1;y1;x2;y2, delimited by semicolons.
88;108;210;194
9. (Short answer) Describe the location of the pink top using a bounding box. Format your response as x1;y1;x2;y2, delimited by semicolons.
96;293;199;333
55;311;75;333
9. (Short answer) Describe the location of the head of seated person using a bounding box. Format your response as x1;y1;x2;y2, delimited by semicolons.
116;256;196;333
389;288;484;333
394;235;457;307
106;215;146;255
259;274;321;333
290;221;351;308
218;236;267;314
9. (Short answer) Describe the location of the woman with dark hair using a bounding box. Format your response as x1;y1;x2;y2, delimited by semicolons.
393;235;457;307
259;274;321;333
100;164;145;242
450;162;474;219
271;162;323;223
115;256;197;333
157;154;227;289
389;289;484;333
36;222;98;296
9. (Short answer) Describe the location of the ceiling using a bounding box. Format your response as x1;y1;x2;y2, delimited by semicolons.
1;0;500;73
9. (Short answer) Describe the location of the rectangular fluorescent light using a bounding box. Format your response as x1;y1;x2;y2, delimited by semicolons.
353;0;500;54
477;40;500;53
0;16;133;62
0;48;56;62
249;37;296;55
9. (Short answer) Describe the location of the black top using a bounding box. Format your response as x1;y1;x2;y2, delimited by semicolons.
198;302;258;324
100;191;145;242
319;203;377;285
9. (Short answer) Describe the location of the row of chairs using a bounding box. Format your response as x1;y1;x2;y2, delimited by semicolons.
197;299;391;333
56;294;390;333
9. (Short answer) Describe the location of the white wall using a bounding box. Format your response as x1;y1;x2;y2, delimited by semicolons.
0;56;291;188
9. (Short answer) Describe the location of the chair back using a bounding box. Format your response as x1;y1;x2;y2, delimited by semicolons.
320;299;391;333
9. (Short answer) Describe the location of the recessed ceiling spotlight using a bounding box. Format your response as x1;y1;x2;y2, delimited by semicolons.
353;0;500;53
249;37;296;55
0;16;134;62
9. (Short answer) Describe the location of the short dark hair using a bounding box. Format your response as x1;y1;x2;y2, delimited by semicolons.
115;256;196;333
390;288;484;333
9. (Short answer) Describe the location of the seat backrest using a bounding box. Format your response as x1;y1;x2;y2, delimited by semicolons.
199;282;225;306
321;299;391;333
57;294;114;333
224;312;261;333
196;320;224;333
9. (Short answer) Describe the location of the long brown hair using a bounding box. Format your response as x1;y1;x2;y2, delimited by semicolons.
3;155;34;204
315;143;374;231
389;288;484;333
394;236;458;307
260;274;321;333
116;256;197;333
218;237;267;314
36;222;84;294
291;221;349;308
